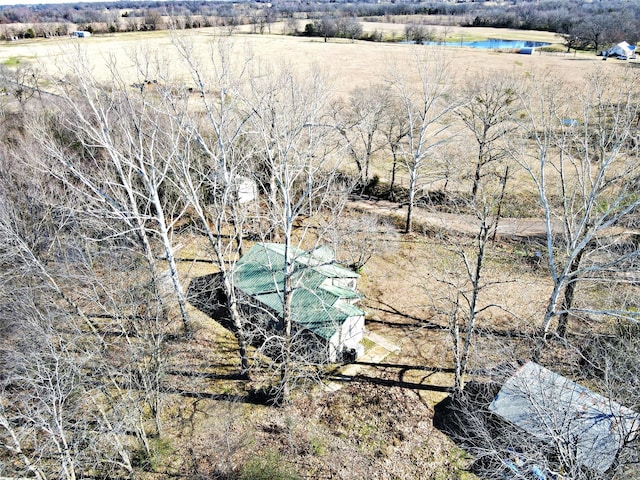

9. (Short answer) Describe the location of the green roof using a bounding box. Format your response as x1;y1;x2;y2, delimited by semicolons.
333;299;365;318
233;243;363;340
320;284;362;300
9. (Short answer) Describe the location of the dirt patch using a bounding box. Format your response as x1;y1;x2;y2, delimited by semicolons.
348;196;550;240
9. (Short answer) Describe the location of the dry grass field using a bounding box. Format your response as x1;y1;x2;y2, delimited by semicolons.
0;25;633;95
2;25;637;479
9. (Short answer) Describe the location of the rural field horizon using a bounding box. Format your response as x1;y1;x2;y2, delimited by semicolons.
0;25;619;94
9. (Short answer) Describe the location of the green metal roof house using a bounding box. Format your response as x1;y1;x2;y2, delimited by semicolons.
233;243;365;363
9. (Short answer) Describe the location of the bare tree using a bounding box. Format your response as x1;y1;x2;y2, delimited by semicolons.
31;51;192;333
514;68;640;356
388;48;459;233
246;64;352;404
457;71;518;200
326;212;397;272
333;84;389;188
170;33;257;375
336;15;362;41
0;142;154;479
283;16;299;35
380;94;410;200
426;177;512;395
144;9;164;31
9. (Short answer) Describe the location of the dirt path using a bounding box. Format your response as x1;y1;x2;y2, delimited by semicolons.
347;197;549;240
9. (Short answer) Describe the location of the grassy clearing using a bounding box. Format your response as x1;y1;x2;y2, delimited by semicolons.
2;55;32;66
0;25;623;96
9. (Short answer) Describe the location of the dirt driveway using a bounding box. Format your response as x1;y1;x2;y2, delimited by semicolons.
348;197;549;239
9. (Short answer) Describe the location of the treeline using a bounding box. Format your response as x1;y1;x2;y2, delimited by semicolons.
1;0;639;52
465;0;640;51
0;0;467;27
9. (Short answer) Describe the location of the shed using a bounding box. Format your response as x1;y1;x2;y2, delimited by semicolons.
605;41;636;59
235;176;257;204
489;362;638;473
205;174;257;205
233;243;365;363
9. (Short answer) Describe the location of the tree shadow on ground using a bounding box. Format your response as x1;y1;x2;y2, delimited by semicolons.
166;369;247;381
329;361;455;393
163;386;272;405
330;372;451;392
187;272;236;332
369;295;536;342
431;374;559;479
366;299;447;329
433;380;503;438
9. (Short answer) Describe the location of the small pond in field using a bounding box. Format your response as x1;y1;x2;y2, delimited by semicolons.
423;39;551;49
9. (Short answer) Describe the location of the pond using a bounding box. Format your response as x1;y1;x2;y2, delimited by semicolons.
425;39;551;49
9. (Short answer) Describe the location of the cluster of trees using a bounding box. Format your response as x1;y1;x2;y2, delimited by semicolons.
300;14;363;41
1;34;639;477
2;0;640;53
0;36;358;477
468;2;640;53
0;0;462;27
429;66;640;478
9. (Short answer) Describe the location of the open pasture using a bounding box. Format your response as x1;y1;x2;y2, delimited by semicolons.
0;26;631;96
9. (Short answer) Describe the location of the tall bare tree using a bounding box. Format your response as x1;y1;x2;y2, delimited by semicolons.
457;71;518;200
388;48;459;233
170;33;256;375
246;63;351;404
515;68;640;356
333;84;389;188
380;94;410;201
0;138;156;479
31;50;192;333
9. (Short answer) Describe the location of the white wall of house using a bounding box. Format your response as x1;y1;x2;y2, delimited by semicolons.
328;314;365;362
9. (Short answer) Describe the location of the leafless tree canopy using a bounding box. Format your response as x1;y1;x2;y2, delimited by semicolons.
1;32;639;479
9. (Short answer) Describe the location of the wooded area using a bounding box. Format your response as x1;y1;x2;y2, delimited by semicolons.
0;7;639;479
1;0;639;54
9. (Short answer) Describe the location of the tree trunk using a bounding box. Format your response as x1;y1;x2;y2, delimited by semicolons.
157;222;191;333
389;151;398;201
556;249;585;338
533;283;562;362
276;237;294;405
471;157;482;199
405;169;417;233
226;288;250;377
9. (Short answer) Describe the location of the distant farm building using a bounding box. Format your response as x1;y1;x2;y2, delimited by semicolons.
233;243;365;363
604;41;636;59
490;361;639;474
71;31;91;38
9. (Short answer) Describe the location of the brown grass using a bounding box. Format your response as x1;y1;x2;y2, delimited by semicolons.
1;26;632;97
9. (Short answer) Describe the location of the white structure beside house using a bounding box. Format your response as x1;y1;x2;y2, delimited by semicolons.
235;176;258;204
605;41;636;59
233;243;365;363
